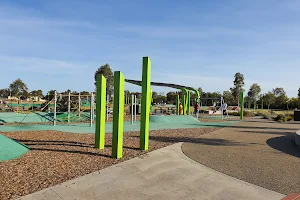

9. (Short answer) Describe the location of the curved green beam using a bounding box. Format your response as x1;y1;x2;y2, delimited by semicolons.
125;79;200;116
125;79;200;101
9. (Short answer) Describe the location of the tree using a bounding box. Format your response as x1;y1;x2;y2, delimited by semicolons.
298;87;300;99
0;88;10;98
80;91;90;95
124;90;130;98
30;90;43;97
247;83;261;102
230;72;245;104
9;78;29;99
94;64;114;98
197;87;203;95
166;91;177;104
222;90;235;105
152;91;158;103
262;92;276;109
272;87;285;97
272;88;287;109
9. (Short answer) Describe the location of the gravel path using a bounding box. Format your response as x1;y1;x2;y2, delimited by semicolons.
182;117;300;195
0;127;218;200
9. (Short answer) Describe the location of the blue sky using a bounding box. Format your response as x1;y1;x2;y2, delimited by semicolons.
0;0;300;97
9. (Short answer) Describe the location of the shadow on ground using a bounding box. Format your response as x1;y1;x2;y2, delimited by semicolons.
132;135;246;146
14;139;140;154
239;130;295;135
267;135;300;158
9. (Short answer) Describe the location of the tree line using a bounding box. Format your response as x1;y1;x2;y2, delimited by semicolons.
1;64;299;110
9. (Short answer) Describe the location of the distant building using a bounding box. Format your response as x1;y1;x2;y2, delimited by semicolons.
7;96;18;100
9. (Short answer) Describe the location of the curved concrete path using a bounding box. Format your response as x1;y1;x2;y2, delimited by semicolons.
19;142;284;200
182;118;300;195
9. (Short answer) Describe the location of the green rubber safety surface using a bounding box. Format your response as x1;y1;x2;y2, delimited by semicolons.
0;112;92;123
0;134;29;162
0;115;239;134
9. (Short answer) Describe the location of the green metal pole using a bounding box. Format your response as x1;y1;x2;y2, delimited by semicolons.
182;88;188;115
95;74;106;149
254;101;257;110
140;57;151;151
261;99;264;109
240;91;244;120
183;95;186;115
112;71;125;159
131;94;134;124
187;91;191;115
176;95;179;115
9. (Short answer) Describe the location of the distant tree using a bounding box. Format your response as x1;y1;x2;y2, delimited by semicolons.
230;72;245;104
0;88;10;98
152;91;158;103
30;90;43;98
247;83;261;102
166;91;177;104
222;90;235;105
272;87;285;97
290;97;300;109
124;90;130;98
80;91;90;95
197;87;203;95
9;78;29;99
272;87;287;109
262;92;276;109
94;64;114;98
298;87;300;99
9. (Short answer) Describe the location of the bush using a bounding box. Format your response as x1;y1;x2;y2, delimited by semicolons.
274;114;294;122
261;113;273;119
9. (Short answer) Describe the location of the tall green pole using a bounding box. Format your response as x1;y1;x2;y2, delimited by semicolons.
95;74;106;149
240;91;244;120
254;101;257;110
176;95;179;115
140;57;151;151
183;95;186;115
182;88;188;115
261;99;264;109
187;91;191;115
112;71;125;159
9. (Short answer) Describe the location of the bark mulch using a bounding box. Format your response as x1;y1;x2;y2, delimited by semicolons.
0;127;218;200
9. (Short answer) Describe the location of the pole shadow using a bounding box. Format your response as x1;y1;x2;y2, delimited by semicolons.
266;135;300;158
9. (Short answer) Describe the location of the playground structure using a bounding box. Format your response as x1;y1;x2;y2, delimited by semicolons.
0;56;245;161
0;91;141;126
94;57;245;159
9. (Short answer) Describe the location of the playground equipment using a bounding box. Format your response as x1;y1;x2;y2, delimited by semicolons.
94;57;213;159
52;92;95;126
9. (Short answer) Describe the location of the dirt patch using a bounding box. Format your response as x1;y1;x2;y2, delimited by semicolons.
0;127;218;200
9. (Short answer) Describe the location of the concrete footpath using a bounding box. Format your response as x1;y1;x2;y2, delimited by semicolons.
19;143;285;200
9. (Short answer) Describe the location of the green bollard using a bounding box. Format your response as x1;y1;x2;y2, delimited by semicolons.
176;95;180;115
112;71;125;159
240;91;244;120
95;74;106;149
183;95;186;115
140;57;151;151
187;91;191;115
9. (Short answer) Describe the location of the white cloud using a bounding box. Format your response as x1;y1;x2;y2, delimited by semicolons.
0;55;85;74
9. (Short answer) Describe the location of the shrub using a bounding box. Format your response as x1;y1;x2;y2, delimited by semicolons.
274;114;294;122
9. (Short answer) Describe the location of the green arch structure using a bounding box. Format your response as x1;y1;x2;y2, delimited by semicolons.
125;79;200;115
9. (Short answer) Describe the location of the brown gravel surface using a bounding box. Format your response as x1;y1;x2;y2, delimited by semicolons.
0;127;218;200
182;117;300;195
